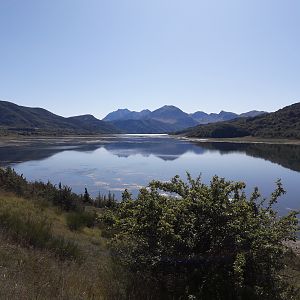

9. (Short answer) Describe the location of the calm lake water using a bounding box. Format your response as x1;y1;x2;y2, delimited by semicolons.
1;134;300;215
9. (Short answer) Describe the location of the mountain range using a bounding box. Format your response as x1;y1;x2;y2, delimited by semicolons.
179;102;300;139
103;105;266;133
0;100;267;135
0;100;270;136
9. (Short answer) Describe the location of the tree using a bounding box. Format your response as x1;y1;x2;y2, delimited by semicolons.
83;187;90;203
109;174;299;299
122;189;132;202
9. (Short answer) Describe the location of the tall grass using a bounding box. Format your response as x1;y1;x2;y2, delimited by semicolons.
66;211;97;231
0;195;79;260
0;193;128;299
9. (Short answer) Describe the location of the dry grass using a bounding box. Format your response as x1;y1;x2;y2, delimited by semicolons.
0;192;126;299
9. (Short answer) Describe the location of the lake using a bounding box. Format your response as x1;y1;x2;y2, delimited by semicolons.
1;134;299;215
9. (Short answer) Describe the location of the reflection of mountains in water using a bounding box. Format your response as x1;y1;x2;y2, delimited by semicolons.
195;142;300;173
102;138;206;160
0;137;207;165
0;144;102;166
1;137;300;173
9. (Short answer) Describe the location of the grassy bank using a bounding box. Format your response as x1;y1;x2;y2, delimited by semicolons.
0;192;127;299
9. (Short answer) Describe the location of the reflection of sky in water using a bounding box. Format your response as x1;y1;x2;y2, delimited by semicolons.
3;136;300;215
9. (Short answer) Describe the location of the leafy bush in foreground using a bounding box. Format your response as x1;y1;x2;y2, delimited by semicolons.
108;174;299;299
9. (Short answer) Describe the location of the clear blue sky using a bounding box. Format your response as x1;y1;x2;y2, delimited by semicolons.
0;0;299;118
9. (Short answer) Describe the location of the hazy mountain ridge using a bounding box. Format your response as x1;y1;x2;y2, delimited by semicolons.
179;102;300;139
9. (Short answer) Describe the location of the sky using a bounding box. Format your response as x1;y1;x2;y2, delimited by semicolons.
0;0;299;119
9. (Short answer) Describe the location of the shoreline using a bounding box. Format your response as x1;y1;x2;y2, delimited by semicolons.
1;134;300;147
0;134;122;147
175;135;300;145
0;133;170;147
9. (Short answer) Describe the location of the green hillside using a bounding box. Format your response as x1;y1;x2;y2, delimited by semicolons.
179;102;300;139
0;101;119;135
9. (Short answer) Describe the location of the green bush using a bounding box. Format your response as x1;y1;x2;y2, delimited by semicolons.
49;236;80;260
108;174;299;299
66;211;96;231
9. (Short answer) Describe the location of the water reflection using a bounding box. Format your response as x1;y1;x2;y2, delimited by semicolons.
0;144;101;166
102;138;206;160
194;142;300;173
0;135;300;216
1;136;300;172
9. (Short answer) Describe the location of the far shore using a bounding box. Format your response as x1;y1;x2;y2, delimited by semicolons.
0;135;118;147
0;133;168;147
1;134;300;147
175;135;300;145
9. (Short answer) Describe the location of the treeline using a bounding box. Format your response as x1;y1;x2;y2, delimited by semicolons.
94;191;118;208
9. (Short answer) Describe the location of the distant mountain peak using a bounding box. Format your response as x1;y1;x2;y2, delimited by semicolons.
116;108;130;112
103;108;151;122
69;114;98;121
151;105;186;115
158;105;183;111
162;105;178;108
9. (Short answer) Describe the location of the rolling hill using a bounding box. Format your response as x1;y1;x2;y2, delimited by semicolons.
0;101;119;135
179;102;300;139
67;114;117;133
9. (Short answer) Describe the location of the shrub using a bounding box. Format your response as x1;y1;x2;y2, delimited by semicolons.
66;211;97;231
108;174;299;299
49;236;80;260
